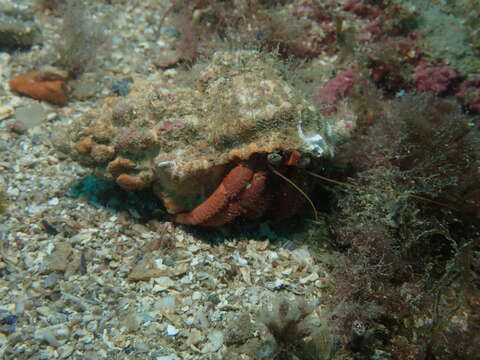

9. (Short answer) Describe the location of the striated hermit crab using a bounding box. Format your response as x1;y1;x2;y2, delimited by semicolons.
60;51;340;226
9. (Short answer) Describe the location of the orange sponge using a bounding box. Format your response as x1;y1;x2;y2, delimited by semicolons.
9;71;68;105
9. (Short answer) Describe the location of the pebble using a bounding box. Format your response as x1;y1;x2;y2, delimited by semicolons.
156;356;179;360
43;272;63;288
80;334;94;344
0;105;14;121
56;326;70;338
122;312;141;332
193;309;209;329
0;333;7;347
300;272;319;284
86;320;98;332
58;344;74;358
186;328;203;346
6;186;19;197
266;279;288;291
46;112;57;121
43;242;72;273
14;103;46;129
0;313;18;326
111;79;132;96
156;296;176;310
191;291;203;301
292;247;313;266
200;330;224;353
134;339;150;352
129;257;166;281
166;324;179;336
34;328;61;347
153;276;175;291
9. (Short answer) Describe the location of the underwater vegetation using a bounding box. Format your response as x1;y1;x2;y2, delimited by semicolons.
53;0;106;79
258;296;339;360
319;83;480;359
163;0;346;63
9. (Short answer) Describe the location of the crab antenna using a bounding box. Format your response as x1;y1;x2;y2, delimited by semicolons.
268;164;318;221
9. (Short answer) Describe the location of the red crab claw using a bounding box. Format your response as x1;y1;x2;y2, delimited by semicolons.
173;163;254;226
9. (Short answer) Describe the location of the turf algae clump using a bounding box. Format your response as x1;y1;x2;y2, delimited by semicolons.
59;50;338;216
322;87;480;359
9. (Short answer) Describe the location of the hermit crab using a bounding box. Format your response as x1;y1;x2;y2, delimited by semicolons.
61;50;343;226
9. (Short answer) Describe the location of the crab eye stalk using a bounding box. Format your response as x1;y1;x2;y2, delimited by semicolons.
267;152;283;166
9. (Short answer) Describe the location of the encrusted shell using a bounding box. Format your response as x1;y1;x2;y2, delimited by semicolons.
62;50;335;213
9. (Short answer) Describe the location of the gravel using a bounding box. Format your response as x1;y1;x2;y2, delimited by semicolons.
0;0;330;359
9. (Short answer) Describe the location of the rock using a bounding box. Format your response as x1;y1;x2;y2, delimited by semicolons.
0;9;42;50
224;312;253;346
58;344;74;358
14;104;46;129
128;256;166;281
122;312;141;332
153;49;181;69
156;356;179;360
166;324;179;336
43;242;72;273
0;105;14;121
200;330;224;353
70;75;100;100
111;79;132;96
152;276;175;292
34;328;61;347
9;71;68;105
186;328;203;346
156;296;176;311
7;119;26;134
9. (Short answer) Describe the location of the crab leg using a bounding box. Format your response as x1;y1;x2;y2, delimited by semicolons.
201;170;267;226
174;163;254;225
